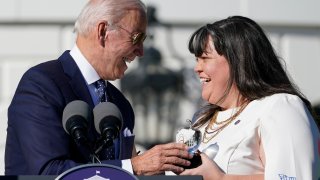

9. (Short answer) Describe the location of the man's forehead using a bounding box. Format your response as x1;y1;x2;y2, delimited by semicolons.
120;10;147;30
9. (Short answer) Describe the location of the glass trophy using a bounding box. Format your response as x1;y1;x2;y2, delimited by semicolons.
176;121;202;169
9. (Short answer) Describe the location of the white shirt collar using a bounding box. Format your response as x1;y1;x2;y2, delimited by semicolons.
69;44;100;85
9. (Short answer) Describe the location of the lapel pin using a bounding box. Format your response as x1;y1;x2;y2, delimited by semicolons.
234;119;241;125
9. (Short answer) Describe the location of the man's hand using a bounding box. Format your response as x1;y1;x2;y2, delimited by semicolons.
131;142;192;175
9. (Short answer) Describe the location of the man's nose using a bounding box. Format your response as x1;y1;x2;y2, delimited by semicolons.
134;44;144;57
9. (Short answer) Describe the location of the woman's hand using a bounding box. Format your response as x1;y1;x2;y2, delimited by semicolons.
180;153;225;180
181;153;264;180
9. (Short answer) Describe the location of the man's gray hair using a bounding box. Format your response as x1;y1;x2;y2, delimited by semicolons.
74;0;146;36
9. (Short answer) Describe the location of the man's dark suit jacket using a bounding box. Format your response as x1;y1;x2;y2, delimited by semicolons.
5;51;135;175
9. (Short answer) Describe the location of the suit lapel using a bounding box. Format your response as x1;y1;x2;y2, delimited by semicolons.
58;51;99;147
58;51;94;108
58;51;132;159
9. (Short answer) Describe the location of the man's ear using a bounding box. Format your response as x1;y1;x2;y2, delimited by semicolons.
97;22;108;46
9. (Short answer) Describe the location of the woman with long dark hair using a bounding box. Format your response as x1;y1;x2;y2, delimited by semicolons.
181;16;320;180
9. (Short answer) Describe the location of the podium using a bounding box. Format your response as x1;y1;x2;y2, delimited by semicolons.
1;164;202;180
0;175;203;180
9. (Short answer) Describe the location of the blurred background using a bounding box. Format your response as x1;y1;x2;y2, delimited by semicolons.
1;0;320;175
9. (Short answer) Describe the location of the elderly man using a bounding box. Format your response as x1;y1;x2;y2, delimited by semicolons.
5;0;191;175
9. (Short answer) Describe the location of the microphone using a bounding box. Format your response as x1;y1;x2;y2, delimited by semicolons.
93;102;123;154
62;100;90;144
62;100;94;162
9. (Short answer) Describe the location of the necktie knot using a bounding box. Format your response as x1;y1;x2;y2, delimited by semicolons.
94;79;107;103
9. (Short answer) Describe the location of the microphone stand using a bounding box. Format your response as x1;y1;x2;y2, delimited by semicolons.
72;128;101;163
94;129;116;156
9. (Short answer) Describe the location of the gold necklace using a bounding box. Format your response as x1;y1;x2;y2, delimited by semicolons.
202;102;248;143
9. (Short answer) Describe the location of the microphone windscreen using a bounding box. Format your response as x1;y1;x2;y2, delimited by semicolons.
62;100;90;134
93;102;123;134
